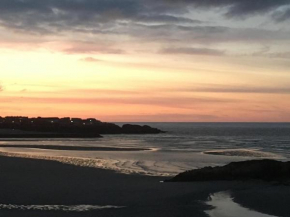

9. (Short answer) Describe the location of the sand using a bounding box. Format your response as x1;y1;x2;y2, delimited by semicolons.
0;155;289;217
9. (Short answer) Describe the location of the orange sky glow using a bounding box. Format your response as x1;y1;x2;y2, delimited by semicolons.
1;1;290;122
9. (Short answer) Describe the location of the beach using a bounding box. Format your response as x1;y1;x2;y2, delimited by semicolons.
1;0;290;215
0;154;289;217
0;123;290;216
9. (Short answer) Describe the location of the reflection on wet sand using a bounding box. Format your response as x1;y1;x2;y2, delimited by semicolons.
206;192;277;217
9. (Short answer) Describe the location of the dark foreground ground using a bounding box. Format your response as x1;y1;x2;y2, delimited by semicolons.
0;156;289;217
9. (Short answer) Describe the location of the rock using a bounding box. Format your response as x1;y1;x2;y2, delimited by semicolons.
121;124;165;134
166;160;290;184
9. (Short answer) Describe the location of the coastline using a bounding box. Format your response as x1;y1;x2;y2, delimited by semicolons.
0;154;289;217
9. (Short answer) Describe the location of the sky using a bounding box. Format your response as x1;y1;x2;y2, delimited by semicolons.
0;0;290;122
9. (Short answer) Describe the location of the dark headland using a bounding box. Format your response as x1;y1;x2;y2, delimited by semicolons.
166;159;290;184
0;116;164;138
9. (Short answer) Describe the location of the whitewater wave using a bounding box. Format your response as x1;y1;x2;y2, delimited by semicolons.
0;151;185;176
203;149;280;158
0;148;282;177
0;204;124;212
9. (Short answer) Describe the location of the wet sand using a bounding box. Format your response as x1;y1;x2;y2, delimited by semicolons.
0;155;289;217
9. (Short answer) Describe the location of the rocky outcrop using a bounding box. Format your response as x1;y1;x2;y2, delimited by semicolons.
121;124;165;134
166;160;290;183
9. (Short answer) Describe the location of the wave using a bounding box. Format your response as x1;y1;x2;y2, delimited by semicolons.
0;148;282;177
0;204;124;212
203;149;280;158
0;151;180;176
0;144;150;151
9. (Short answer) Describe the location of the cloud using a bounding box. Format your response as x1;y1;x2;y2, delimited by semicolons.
274;7;290;21
0;0;193;34
250;46;290;59
266;52;290;59
4;95;235;110
117;23;290;47
164;0;290;19
160;47;225;56
63;88;141;96
135;14;202;24
0;0;289;36
64;42;125;54
104;113;219;122
0;0;289;57
178;85;290;94
256;52;290;59
222;1;289;18
80;57;102;62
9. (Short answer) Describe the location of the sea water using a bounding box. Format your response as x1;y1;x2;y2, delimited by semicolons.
0;123;289;176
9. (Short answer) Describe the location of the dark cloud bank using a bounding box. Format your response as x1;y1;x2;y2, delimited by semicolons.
0;0;289;57
173;0;290;18
0;0;289;33
160;47;225;56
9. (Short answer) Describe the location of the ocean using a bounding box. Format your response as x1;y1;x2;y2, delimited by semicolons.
1;122;290;176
